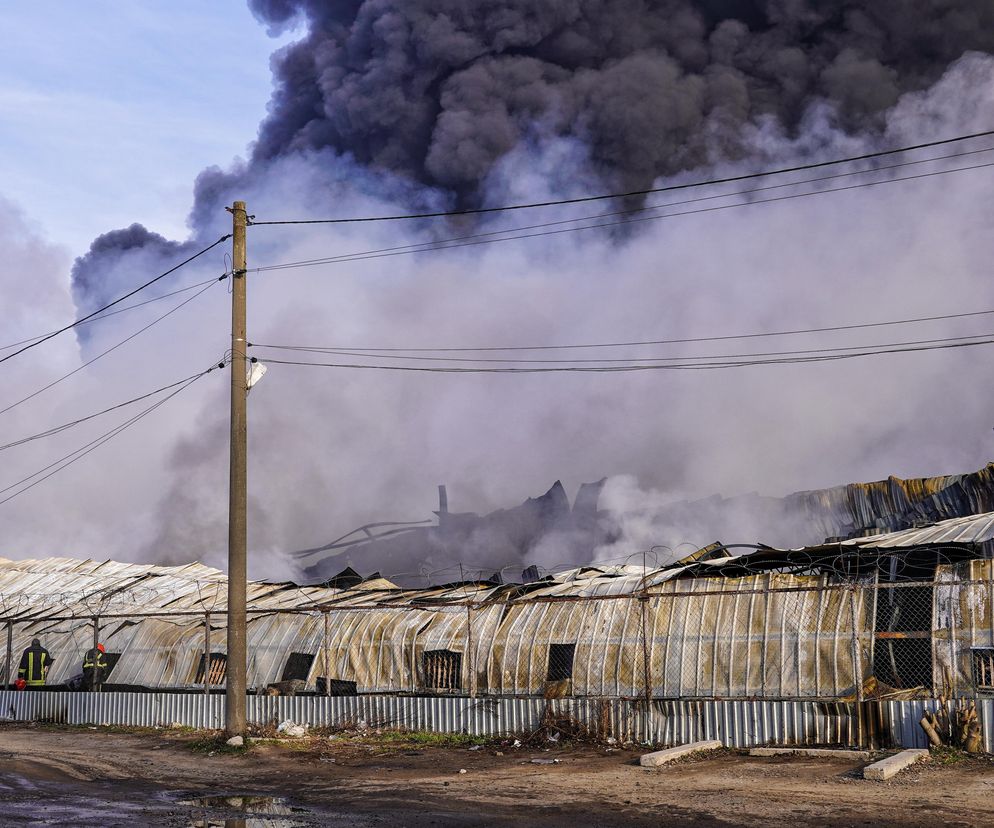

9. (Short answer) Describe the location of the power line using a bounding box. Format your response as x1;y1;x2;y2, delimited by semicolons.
248;128;994;225
0;370;216;452
0;280;220;418
251;145;994;274
249;331;994;365
0;234;230;367
0;366;217;507
248;307;994;355
251;159;994;273
258;336;994;373
0;274;228;354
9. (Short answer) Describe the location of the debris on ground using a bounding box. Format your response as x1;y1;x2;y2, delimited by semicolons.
276;720;308;738
226;736;244;747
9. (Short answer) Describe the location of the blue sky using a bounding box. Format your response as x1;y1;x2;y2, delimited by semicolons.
0;1;295;253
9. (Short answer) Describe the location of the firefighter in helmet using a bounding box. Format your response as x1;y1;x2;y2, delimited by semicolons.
18;638;52;689
82;643;108;691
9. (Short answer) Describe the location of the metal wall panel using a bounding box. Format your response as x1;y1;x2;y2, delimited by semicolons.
2;692;988;752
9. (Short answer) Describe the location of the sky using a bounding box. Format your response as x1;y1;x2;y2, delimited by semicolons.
3;2;994;578
0;1;292;253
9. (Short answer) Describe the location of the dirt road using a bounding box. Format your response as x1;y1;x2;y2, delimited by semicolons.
1;724;992;826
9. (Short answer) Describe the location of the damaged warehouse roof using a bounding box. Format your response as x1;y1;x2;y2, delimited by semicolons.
0;510;992;698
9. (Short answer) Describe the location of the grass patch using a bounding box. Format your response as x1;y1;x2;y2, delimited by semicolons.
928;745;970;765
187;733;250;756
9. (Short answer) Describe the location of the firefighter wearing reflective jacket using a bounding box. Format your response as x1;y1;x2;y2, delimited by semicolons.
82;643;108;691
18;638;52;688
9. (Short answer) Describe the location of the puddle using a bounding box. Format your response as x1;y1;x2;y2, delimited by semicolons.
182;795;294;813
180;794;306;827
187;820;299;828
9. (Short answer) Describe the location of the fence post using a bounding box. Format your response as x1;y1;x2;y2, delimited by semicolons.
204;612;211;697
848;585;864;748
849;587;863;702
4;620;11;689
466;602;476;699
640;594;652;744
323;610;330;697
92;616;101;693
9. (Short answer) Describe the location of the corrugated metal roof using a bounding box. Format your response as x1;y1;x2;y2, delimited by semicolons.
827;510;994;548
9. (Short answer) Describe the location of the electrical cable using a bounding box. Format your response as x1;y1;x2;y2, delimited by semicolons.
248;128;994;225
0;364;219;507
258;336;994;373
250;158;994;272
0;371;212;452
0;279;220;417
0;274;228;354
250;145;994;274
248;330;994;365
248;307;994;355
0;234;230;367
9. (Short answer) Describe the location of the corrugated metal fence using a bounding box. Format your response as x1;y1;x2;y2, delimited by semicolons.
1;691;989;752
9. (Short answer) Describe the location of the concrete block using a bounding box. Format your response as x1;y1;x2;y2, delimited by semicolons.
749;747;871;761
639;740;723;767
863;749;929;781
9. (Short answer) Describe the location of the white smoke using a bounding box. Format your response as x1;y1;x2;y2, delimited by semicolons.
4;54;994;580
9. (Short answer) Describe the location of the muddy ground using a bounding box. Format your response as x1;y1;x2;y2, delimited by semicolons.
0;724;992;826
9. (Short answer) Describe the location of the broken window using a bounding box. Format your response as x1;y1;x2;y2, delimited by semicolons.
195;653;227;685
423;649;462;691
547;643;575;681
281;652;315;683
972;648;994;693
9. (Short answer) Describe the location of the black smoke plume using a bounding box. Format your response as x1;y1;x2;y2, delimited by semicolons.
74;1;994;307
245;0;994;199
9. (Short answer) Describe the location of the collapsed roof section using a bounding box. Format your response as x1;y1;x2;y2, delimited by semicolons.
292;464;994;586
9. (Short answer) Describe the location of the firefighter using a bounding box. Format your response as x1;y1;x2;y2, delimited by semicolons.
82;643;108;691
18;638;52;689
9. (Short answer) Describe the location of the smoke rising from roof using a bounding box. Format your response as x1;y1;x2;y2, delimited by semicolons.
8;4;994;579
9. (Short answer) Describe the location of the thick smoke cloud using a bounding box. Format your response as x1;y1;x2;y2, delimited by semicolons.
243;0;994;200
71;225;193;341
19;2;994;579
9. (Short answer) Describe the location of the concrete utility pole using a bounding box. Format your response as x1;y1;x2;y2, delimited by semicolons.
225;200;248;736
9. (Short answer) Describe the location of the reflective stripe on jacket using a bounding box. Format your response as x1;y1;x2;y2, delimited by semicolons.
82;648;108;670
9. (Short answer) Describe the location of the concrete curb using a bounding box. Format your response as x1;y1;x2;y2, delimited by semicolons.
863;749;929;780
640;740;723;767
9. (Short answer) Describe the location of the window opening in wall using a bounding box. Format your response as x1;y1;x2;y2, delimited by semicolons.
972;648;994;693
547;643;576;681
196;653;227;685
281;652;315;682
423;649;462;690
873;584;932;690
